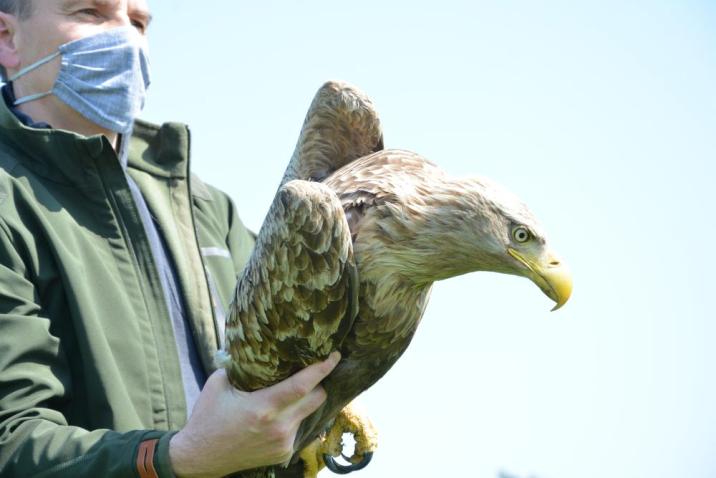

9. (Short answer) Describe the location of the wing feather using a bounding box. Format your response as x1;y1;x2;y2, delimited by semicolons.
280;81;384;186
224;180;358;391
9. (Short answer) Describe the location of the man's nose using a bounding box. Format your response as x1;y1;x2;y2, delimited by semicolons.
105;17;148;47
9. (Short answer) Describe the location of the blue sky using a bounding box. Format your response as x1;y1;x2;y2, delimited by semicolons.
142;1;716;477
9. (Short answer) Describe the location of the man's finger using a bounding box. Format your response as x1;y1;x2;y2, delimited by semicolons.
290;385;328;421
274;384;328;430
267;352;340;408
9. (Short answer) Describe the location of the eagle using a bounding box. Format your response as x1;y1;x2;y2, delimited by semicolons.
218;81;572;478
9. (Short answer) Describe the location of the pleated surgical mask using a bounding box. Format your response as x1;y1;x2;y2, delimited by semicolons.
9;26;151;134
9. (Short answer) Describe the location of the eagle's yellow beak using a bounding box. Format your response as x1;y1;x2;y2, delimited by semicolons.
508;248;572;311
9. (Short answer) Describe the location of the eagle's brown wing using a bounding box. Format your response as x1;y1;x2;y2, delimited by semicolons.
223;180;358;391
280;80;384;186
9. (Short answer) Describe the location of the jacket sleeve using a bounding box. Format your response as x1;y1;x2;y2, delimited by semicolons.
0;221;177;478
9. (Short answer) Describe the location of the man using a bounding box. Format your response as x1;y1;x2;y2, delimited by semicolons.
0;1;339;476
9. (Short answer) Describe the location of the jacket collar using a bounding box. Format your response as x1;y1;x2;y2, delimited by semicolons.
128;119;191;180
0;93;191;187
2;83;52;129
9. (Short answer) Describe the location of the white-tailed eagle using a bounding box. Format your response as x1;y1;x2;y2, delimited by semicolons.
218;81;572;478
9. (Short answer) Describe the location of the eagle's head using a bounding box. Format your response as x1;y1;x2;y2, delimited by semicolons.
374;174;572;311
464;176;572;311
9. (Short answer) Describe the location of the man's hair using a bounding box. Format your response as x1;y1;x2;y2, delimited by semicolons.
0;0;33;19
0;0;34;81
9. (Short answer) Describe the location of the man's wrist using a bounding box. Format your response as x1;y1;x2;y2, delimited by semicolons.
169;431;204;478
155;432;180;478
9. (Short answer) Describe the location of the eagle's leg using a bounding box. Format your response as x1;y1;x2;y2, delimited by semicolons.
297;439;323;478
321;403;377;474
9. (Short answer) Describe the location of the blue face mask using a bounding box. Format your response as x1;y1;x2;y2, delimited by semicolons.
9;26;151;134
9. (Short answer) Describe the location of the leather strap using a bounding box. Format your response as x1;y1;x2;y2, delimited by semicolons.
137;439;159;478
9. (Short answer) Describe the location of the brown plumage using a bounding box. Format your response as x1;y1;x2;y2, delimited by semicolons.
219;81;572;477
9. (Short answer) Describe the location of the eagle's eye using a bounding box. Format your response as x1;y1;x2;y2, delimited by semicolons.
512;226;532;243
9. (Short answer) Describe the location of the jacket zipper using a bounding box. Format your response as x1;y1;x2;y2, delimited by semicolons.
182;126;223;352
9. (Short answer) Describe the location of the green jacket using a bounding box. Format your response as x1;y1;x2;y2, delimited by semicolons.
0;100;255;477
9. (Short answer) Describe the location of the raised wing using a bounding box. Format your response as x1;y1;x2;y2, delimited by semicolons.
223;180;358;391
280;81;384;186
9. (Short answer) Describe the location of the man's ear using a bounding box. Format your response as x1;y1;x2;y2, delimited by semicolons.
0;13;21;73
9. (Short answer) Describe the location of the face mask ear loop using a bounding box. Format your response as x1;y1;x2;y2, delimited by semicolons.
8;51;61;82
8;51;62;106
13;91;52;106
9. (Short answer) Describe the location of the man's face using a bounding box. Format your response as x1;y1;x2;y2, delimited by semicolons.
10;0;151;124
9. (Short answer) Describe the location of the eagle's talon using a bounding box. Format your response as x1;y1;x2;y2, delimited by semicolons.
323;452;373;475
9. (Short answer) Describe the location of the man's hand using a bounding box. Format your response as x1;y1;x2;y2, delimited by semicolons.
169;352;341;478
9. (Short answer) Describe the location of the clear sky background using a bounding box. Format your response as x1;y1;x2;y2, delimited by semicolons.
141;1;715;477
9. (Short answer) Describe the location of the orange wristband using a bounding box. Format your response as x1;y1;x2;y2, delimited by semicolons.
136;438;159;478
